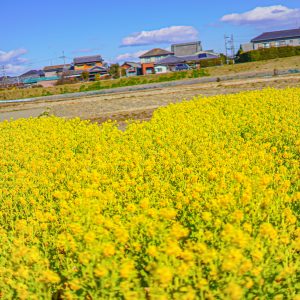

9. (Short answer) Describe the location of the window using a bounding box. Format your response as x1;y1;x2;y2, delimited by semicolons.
156;68;163;72
263;43;270;48
146;67;153;74
279;40;286;46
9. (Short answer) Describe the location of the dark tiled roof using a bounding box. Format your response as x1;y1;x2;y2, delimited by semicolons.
184;53;219;60
89;66;108;73
251;28;300;42
155;53;219;65
155;56;185;65
44;64;71;72
20;70;44;77
139;48;173;58
74;55;103;64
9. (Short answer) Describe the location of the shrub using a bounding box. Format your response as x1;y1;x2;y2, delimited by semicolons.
237;46;300;63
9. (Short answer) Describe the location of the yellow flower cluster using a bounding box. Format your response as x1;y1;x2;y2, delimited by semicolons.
0;88;299;299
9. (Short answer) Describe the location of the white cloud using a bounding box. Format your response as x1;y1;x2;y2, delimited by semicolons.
4;64;27;75
221;5;300;26
0;48;29;75
121;26;199;47
115;50;147;62
0;48;27;63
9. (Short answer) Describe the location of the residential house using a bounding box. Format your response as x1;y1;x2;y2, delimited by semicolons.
120;62;142;77
240;43;254;53
155;52;220;71
1;72;46;88
88;66;109;80
43;64;71;77
73;55;103;71
154;65;168;74
251;28;300;50
19;70;63;87
71;55;108;80
0;76;21;88
171;41;202;56
139;48;173;75
154;56;183;73
20;70;45;79
63;66;108;81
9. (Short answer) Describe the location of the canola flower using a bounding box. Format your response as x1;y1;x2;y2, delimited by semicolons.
0;88;299;299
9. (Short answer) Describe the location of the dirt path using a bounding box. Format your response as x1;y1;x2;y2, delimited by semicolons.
0;74;299;124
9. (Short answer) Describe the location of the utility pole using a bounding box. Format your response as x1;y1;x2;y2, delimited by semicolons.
1;65;7;88
224;35;235;64
59;51;67;80
59;51;67;67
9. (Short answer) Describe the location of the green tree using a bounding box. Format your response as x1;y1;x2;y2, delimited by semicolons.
95;74;101;81
81;71;89;81
109;64;121;79
121;68;127;77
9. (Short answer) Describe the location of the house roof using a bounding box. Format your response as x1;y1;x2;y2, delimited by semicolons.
122;61;141;68
251;28;300;42
139;48;173;58
74;55;103;64
155;56;185;65
155;53;219;65
20;70;44;77
44;64;71;72
89;66;108;73
63;69;83;76
186;53;219;60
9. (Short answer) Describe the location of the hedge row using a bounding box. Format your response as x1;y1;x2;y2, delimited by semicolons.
237;46;300;63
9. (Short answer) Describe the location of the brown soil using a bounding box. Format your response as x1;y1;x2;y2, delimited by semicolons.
1;74;299;126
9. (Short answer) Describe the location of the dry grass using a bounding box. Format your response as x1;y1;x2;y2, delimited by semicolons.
207;55;300;76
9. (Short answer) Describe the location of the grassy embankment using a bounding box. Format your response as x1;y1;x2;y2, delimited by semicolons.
1;56;300;101
0;69;207;101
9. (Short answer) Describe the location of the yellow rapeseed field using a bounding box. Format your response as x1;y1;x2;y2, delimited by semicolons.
0;88;299;299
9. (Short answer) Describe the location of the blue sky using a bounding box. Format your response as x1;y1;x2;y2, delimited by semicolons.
1;0;300;75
